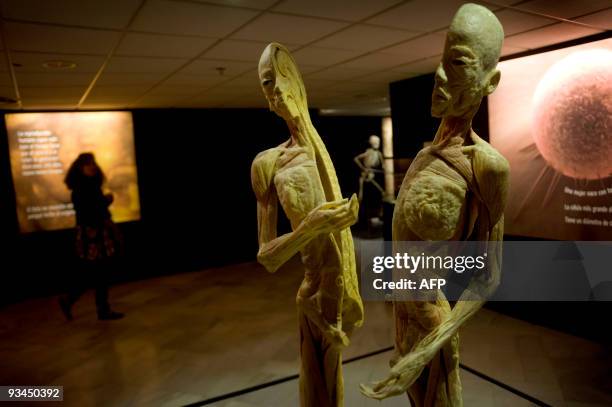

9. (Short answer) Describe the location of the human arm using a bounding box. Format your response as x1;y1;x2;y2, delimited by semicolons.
252;149;359;273
256;192;359;273
353;151;367;171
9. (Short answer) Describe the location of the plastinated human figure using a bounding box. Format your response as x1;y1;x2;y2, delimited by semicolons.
251;42;364;407
354;135;385;202
360;4;509;406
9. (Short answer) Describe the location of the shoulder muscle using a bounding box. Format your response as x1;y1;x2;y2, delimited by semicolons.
472;142;510;225
251;148;281;201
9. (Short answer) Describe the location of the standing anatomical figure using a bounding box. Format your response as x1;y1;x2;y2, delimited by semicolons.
361;4;509;406
251;42;364;407
354;135;385;202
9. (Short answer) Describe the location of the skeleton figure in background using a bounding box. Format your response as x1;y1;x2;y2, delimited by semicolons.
354;135;385;202
360;4;509;406
251;42;364;407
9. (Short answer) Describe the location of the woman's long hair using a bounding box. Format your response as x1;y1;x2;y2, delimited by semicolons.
64;152;105;191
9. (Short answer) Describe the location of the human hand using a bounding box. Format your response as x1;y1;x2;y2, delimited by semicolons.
302;194;359;235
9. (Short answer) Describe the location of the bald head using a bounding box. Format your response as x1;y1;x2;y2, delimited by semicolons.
431;3;504;118
448;3;504;71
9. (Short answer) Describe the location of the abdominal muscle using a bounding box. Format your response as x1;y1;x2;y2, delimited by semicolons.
392;154;469;349
274;147;343;323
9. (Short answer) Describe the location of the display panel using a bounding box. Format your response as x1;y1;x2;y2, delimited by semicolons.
6;111;141;233
489;37;612;240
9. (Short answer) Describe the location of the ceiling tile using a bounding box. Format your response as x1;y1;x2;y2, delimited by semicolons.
512;0;612;19
307;90;346;102
353;70;413;84
84;97;134;105
187;0;278;10
340;52;417;70
302;78;337;90
179;59;254;76
21;102;78;110
380;32;447;59
230;13;348;44
304;65;372;81
218;98;268;108
11;52;105;73
105;56;188;73
272;0;403;22
20;86;84;98
391;54;442;75
293;64;321;75
5;22;121;55
202;39;271;62
80;102;128;109
96;72;167;86
327;81;388;95
366;0;488;32
573;8;612;30
146;85;206;96
482;0;527;5
500;44;528;57
504;22;602;49
131;0;258;37
87;85;150;98
494;9;558;36
0;0;142;29
117;33;217;58
313;24;420;52
220;70;259;86
135;96;179;109
15;72;96;87
291;46;364;67
163;73;226;86
0;73;14;87
0;85;16;99
218;79;260;94
174;91;235;107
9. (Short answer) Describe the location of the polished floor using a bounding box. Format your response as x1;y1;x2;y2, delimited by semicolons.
1;257;611;407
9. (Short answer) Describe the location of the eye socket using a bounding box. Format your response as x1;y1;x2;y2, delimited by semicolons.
262;79;273;86
452;58;467;66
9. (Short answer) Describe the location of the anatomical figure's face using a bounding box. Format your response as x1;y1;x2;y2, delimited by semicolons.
258;45;302;123
432;40;485;118
369;135;380;149
431;4;503;119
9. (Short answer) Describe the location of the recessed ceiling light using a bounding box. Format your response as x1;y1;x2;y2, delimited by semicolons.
42;60;77;70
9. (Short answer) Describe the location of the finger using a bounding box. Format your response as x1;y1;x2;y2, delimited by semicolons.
318;198;348;210
349;195;359;214
334;215;357;230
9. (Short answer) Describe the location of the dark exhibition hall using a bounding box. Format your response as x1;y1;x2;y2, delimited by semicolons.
0;0;611;406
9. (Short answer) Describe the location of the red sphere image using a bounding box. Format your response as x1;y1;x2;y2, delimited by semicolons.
531;49;612;180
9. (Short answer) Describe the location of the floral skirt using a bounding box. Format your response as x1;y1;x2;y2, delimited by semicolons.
75;220;122;261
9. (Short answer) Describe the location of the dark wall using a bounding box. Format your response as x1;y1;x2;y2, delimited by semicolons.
314;115;383;196
389;72;488;159
0;109;381;304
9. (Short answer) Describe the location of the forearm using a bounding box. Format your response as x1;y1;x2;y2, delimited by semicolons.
354;156;366;171
257;222;317;273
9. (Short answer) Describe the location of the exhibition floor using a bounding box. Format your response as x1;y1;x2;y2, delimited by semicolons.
1;257;611;407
